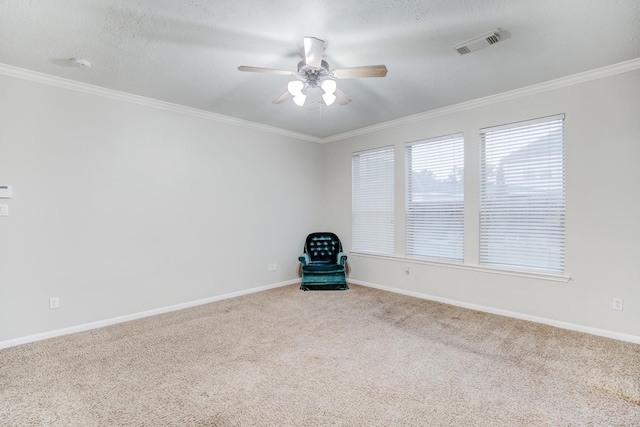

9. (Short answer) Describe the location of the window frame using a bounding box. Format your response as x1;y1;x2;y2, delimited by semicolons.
405;133;465;262
351;145;395;256
479;114;566;274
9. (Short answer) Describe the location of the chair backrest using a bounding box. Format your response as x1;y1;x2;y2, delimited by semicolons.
304;232;343;263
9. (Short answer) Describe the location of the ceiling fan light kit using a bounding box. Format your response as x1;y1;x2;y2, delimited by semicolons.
238;37;387;107
287;80;307;106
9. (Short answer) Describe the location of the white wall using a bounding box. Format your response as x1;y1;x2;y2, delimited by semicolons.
2;67;639;345
323;69;640;339
0;74;323;342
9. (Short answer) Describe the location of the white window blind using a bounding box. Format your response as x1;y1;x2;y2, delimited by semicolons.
406;134;464;261
352;146;394;255
480;114;565;273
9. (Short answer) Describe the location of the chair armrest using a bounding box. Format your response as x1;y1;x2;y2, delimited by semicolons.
298;253;310;266
337;252;348;266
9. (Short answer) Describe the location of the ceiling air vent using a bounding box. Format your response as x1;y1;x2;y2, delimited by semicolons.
453;30;502;55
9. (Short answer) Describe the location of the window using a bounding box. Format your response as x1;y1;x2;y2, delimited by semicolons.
406;134;464;261
352;146;394;255
480;115;565;273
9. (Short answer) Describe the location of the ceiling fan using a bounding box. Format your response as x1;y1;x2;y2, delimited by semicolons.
238;36;388;107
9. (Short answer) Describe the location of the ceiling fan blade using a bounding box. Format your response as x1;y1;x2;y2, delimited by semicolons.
272;91;293;104
332;65;388;79
303;37;324;68
334;88;352;106
238;66;295;76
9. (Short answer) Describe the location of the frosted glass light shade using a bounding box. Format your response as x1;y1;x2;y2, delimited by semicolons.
321;79;337;94
288;81;304;96
322;92;336;106
293;93;306;106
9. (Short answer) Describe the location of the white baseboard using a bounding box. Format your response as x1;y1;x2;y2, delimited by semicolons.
350;279;640;345
0;280;298;350
5;279;637;349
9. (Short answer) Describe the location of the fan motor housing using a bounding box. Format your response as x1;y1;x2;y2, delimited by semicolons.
297;60;330;87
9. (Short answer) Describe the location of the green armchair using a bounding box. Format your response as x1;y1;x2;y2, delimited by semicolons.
299;232;348;291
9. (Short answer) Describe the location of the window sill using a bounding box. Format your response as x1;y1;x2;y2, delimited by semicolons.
349;252;571;283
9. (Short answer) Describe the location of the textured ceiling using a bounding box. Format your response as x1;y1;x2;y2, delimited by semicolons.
1;0;639;139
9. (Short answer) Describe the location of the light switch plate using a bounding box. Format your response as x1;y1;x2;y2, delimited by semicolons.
0;204;8;216
0;185;12;198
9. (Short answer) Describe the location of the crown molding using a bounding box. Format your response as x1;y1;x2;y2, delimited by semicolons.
322;57;640;143
2;58;638;144
0;63;323;143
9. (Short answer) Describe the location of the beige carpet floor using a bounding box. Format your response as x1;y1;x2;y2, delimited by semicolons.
1;283;639;426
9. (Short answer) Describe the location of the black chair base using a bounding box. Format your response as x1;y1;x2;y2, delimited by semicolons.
300;282;349;291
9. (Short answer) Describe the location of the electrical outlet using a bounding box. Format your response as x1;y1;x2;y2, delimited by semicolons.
405;266;410;275
49;297;60;310
272;263;277;271
612;297;623;311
